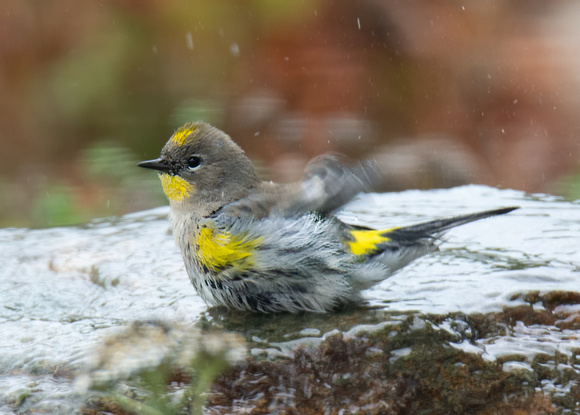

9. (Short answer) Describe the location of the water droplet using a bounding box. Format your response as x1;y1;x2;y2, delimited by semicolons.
230;43;239;56
185;32;193;50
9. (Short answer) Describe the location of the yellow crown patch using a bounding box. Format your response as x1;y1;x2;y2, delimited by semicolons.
171;123;198;147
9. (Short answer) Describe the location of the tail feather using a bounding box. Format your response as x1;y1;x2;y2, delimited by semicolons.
383;206;519;241
348;206;518;289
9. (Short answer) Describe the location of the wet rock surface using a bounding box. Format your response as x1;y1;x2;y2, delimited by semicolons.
80;301;579;414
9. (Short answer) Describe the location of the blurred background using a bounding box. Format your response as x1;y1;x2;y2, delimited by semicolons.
1;0;580;227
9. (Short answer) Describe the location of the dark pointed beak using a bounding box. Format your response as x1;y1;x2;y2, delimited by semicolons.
137;158;172;173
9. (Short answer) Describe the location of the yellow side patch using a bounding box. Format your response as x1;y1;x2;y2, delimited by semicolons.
159;173;194;202
195;227;263;272
171;123;198;146
346;228;397;256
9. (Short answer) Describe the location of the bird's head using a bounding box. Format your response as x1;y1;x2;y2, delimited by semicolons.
138;122;258;213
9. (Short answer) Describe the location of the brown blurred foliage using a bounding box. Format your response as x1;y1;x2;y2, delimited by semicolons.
1;0;579;226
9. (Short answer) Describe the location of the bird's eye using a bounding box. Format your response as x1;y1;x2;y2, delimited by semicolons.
187;156;203;170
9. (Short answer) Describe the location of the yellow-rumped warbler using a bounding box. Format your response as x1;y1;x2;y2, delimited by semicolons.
139;122;517;313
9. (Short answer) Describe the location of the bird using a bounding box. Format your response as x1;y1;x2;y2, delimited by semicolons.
138;122;517;313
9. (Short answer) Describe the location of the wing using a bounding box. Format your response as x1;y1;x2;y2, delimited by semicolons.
215;153;381;220
289;153;380;215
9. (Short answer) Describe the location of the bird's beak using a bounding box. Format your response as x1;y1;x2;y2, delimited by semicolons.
137;158;172;173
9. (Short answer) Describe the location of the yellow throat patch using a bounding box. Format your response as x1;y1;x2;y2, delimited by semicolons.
171;124;198;146
346;228;396;256
195;227;262;272
159;174;194;202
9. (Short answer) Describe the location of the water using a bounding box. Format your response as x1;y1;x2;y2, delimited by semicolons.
351;186;580;314
0;185;579;412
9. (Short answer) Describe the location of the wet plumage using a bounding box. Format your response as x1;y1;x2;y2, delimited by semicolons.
139;122;517;313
